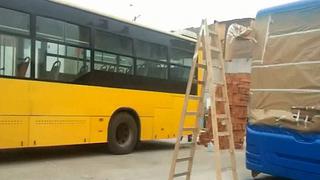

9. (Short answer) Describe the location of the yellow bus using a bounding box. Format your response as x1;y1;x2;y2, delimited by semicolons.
0;0;198;154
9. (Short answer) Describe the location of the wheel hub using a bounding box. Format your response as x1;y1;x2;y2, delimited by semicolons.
116;123;130;145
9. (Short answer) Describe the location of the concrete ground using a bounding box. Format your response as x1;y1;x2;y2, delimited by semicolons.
0;140;285;180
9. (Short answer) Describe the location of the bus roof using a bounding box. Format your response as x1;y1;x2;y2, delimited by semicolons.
51;0;197;43
257;0;320;17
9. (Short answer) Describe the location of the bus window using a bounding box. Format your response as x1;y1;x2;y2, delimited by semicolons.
95;30;133;56
36;16;89;46
136;59;168;79
169;64;190;82
94;51;117;72
35;41;90;81
35;42;91;82
65;23;90;46
0;7;30;35
170;38;195;52
36;17;64;42
94;51;133;75
35;16;91;82
0;8;31;78
0;35;31;78
170;48;193;66
169;48;193;81
119;56;134;75
135;40;168;62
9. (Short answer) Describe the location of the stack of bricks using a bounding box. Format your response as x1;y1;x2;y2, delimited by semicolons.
198;73;250;149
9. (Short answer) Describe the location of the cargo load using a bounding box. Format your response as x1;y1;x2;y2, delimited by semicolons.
247;1;320;179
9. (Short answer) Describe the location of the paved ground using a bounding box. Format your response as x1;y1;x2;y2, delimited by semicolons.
0;140;285;180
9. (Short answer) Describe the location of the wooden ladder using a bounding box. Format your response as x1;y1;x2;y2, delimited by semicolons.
168;19;238;180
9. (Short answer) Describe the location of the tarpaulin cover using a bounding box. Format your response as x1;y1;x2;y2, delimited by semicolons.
212;19;254;61
250;0;320;132
225;23;256;60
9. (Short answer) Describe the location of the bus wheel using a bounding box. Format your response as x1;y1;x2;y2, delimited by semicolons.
107;112;138;154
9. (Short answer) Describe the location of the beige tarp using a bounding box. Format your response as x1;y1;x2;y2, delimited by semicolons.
250;4;320;132
211;19;255;60
225;23;256;60
251;64;320;89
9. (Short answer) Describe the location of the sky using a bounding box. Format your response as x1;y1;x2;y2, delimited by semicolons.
55;0;298;32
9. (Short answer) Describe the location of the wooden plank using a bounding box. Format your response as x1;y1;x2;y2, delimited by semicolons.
176;157;192;162
183;127;198;132
173;172;190;178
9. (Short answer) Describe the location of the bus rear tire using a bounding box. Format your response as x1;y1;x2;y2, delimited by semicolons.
107;112;138;154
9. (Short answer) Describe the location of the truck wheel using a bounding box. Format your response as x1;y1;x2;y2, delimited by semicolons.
107;112;138;154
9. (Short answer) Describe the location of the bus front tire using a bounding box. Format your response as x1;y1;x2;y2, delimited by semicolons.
107;112;138;154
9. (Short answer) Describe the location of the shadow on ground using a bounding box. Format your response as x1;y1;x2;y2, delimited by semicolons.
0;141;288;180
0;141;174;164
252;177;290;180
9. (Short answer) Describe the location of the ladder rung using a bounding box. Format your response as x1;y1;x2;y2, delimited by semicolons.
216;114;228;119
189;95;201;100
209;30;218;36
173;171;190;178
180;141;196;146
229;149;235;153
216;98;226;102
221;167;233;172
210;47;221;52
207;144;234;153
195;80;205;85
218;131;230;137
196;63;207;69
214;82;225;86
176;157;192;162
183;127;198;132
213;65;222;69
186;112;198;116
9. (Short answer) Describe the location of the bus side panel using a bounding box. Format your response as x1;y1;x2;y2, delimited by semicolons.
90;117;108;143
29;80;160;143
29;116;91;147
0;78;30;115
29;80;157;142
29;81;115;116
154;108;174;139
0;78;30;149
140;117;153;140
1;77;182;148
0;116;29;148
28;80;155;117
170;96;198;137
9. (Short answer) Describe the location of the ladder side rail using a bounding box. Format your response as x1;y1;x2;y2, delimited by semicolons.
202;20;223;180
212;23;239;180
168;29;203;180
186;42;208;180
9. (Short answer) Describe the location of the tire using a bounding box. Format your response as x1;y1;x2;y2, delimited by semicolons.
107;112;138;154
